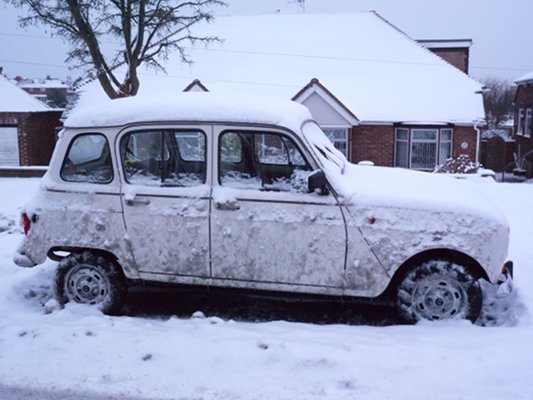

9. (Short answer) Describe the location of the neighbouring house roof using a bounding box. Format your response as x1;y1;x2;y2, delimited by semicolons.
0;75;50;112
417;39;473;49
16;78;69;90
183;79;210;92
75;11;484;124
515;71;533;85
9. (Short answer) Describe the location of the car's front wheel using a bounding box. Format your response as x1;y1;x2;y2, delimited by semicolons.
54;252;127;315
396;259;482;323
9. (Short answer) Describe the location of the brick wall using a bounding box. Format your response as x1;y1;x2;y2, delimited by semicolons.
515;84;533;107
350;125;394;166
0;112;21;125
0;111;62;166
19;111;62;165
428;48;469;74
452;126;477;161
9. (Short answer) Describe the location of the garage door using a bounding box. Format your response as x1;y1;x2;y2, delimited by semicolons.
0;127;20;166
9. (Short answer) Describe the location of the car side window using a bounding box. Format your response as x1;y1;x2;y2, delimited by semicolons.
219;130;311;192
122;130;206;187
60;133;113;184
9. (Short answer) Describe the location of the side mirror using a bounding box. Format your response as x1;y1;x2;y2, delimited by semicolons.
308;170;329;195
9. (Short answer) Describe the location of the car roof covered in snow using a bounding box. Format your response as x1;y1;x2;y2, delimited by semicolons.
64;92;314;132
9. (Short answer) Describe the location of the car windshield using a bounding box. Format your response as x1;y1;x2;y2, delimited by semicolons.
301;121;347;175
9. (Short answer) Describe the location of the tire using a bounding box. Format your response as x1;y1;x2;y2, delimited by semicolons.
54;252;127;315
396;259;482;323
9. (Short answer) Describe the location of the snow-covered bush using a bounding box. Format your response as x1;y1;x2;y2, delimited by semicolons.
433;155;481;174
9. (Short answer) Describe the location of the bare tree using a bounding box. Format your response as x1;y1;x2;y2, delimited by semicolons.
481;77;516;129
11;0;226;98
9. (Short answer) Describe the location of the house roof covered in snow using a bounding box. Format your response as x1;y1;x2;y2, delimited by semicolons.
76;12;484;124
16;78;69;90
515;71;533;85
0;75;50;112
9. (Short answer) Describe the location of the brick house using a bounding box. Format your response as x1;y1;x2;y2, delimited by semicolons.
0;74;62;166
514;71;533;177
417;39;472;75
75;12;485;170
14;77;70;109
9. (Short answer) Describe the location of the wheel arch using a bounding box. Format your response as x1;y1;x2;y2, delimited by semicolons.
379;248;489;299
48;246;119;263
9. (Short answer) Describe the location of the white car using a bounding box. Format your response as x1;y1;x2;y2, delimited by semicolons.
14;93;513;322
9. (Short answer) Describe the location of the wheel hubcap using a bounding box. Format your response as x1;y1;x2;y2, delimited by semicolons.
64;264;109;305
412;277;467;320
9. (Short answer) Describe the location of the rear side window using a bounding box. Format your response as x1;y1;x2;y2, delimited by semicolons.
121;130;206;187
61;133;113;184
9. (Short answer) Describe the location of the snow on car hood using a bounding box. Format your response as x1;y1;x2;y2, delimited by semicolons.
301;122;507;226
336;164;507;225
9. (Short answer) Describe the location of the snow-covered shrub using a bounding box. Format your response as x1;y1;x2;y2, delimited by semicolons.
433;155;481;174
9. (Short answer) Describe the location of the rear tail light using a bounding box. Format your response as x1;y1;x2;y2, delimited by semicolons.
501;261;514;279
22;212;31;236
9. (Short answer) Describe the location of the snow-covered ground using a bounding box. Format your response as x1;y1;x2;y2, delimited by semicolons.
0;177;532;400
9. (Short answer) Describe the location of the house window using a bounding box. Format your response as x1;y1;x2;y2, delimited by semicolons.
395;127;453;170
322;128;349;157
439;129;453;164
516;109;525;135
525;109;532;138
395;128;409;168
411;129;438;169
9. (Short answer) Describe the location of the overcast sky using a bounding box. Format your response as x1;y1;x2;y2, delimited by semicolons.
0;0;531;83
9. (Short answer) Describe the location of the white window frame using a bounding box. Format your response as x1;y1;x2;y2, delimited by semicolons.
439;128;453;165
394;128;410;168
0;126;20;166
394;127;454;170
525;108;532;138
322;126;349;158
516;108;525;136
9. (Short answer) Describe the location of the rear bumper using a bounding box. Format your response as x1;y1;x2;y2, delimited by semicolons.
13;240;38;268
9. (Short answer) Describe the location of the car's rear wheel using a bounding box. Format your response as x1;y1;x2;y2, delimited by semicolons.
396;259;482;323
54;252;127;315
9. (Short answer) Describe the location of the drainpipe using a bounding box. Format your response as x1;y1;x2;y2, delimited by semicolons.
474;121;481;164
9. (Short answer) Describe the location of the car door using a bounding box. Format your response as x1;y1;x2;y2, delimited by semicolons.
119;125;211;277
210;126;347;291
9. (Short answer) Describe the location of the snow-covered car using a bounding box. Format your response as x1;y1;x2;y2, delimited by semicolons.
14;93;513;323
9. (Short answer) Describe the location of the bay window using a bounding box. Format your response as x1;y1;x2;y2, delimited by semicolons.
322;127;349;157
395;127;453;170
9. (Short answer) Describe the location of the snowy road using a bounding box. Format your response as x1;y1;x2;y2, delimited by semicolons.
1;177;532;400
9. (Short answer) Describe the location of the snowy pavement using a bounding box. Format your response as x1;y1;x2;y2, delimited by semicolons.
0;177;532;400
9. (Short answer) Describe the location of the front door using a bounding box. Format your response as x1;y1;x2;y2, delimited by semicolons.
210;127;346;289
119;126;211;277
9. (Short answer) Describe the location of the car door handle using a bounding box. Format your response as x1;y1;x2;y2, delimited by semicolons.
126;198;151;206
215;200;240;211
